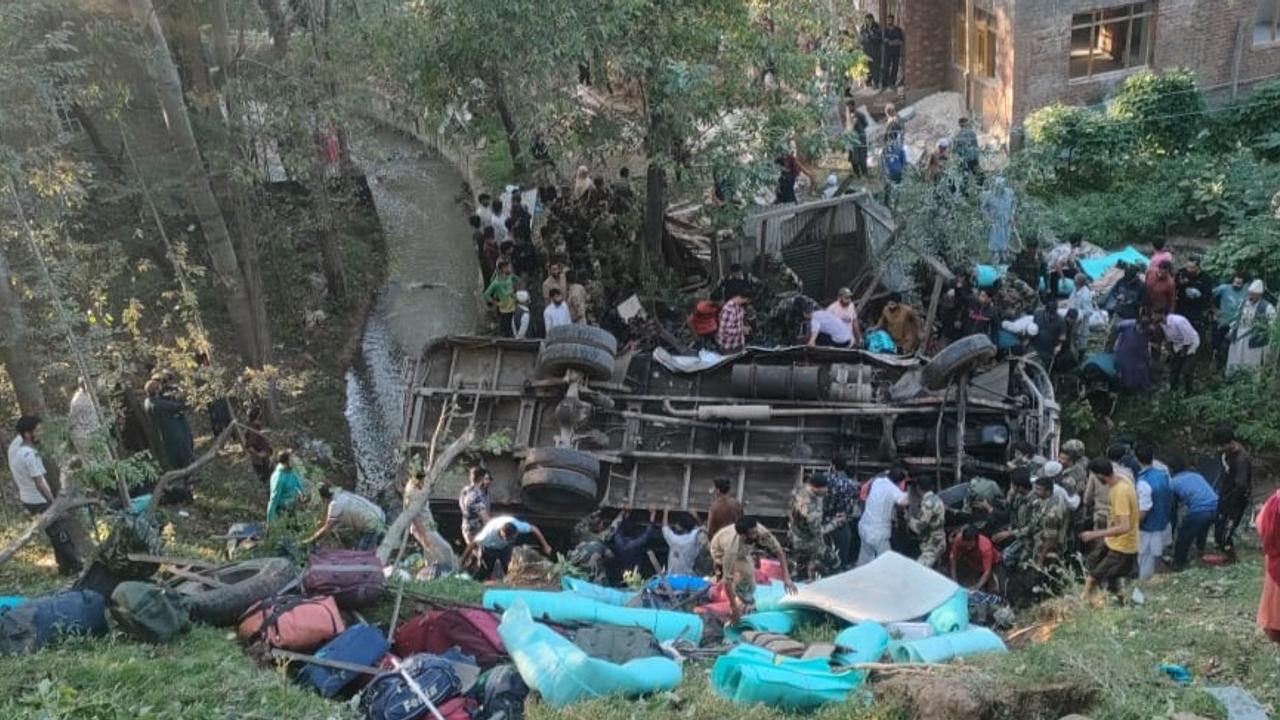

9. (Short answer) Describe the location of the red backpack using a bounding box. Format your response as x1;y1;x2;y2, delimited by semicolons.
392;608;504;668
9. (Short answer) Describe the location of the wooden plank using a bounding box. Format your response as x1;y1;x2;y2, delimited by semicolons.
165;565;228;588
269;648;380;675
921;274;946;357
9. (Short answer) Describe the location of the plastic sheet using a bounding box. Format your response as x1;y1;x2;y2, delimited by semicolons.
888;627;1007;663
832;622;890;665
483;590;702;644
1079;246;1149;281
781;552;959;624
561;577;637;606
926;589;969;635
712;643;865;710
497;601;682;708
724;609;817;642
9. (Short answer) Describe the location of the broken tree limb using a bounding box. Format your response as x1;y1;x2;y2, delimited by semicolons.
377;424;475;564
0;493;100;566
144;421;241;518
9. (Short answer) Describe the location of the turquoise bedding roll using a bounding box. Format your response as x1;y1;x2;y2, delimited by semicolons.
712;643;865;710
832;622;890;665
888;626;1007;663
926;589;969;635
498;601;682;707
483;590;703;644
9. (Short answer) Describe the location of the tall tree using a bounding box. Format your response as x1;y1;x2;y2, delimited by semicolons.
127;0;265;367
0;239;48;416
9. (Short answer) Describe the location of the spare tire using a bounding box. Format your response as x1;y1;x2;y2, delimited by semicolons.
520;447;601;479
921;334;998;391
545;325;618;355
536;343;615;381
177;557;298;627
520;467;599;513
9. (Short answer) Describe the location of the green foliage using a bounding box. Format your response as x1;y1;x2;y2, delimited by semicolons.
890;164;989;268
1060;398;1098;438
1037;177;1183;248
1205;214;1280;300
1021;104;1129;191
1185;372;1280;452
1207;78;1280;158
476;428;514;455
1108;68;1204;156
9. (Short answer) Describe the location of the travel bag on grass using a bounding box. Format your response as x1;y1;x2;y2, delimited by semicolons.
392;608;504;668
0;590;108;655
298;623;389;698
238;595;345;651
360;651;469;720
302;549;386;609
110;582;192;642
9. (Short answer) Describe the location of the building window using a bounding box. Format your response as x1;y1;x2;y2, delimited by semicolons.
973;9;997;78
953;2;997;78
1258;0;1280;45
1069;3;1154;80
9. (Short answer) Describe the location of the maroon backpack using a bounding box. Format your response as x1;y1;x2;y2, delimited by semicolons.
392;608;504;668
301;550;386;609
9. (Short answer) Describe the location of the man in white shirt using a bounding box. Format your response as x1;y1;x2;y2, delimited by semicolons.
463;515;553;580
661;507;705;576
825;287;864;347
857;468;911;566
805;306;855;348
543;287;572;330
511;290;532;339
1156;311;1201;392
8;416;82;575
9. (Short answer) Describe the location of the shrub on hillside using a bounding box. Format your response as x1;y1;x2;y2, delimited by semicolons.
1108;68;1205;156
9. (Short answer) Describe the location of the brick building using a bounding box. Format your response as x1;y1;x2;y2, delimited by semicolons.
867;0;1280;135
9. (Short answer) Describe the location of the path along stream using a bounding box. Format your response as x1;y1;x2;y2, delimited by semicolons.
345;126;480;494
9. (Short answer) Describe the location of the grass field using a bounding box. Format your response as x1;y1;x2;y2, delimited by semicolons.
0;467;1275;720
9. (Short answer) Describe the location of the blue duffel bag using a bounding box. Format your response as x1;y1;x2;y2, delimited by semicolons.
0;590;108;655
299;623;389;698
360;651;469;720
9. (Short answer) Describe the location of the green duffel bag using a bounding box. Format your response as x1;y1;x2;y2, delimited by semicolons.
110;582;192;642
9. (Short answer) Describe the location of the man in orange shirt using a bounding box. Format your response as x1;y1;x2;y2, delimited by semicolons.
1080;457;1139;602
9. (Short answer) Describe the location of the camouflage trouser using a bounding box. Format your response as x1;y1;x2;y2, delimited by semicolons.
792;541;838;580
917;535;946;569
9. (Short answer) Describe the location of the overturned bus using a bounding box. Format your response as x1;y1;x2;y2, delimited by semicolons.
401;326;1059;530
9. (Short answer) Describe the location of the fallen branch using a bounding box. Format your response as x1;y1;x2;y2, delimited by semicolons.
1004;622;1049;643
0;493;100;567
378;424;475;564
144;421;241;518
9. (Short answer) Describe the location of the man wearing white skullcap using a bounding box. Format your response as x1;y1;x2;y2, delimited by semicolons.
1226;279;1275;372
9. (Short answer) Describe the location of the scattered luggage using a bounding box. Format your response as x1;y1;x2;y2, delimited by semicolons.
302;549;386;609
0;590;108;655
393;608;504;669
299;623;389;697
571;625;663;664
360;651;470;720
238;595;345;652
469;664;528;720
110;582;192;642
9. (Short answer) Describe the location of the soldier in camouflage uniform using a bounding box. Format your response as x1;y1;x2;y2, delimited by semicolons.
907;477;947;569
964;473;1009;532
566;509;625;584
1028;476;1069;568
992;470;1035;565
788;473;846;580
996;275;1038;320
711;517;796;622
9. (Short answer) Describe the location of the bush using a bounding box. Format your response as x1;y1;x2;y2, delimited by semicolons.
1185;373;1280;452
1204;213;1280;291
1022;103;1129;191
1040;175;1184;247
1175;149;1280;227
1108;68;1205;156
1207;79;1280;158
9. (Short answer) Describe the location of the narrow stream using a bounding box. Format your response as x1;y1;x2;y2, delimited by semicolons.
344;127;480;495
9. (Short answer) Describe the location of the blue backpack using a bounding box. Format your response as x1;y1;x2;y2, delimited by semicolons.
0;590;108;655
299;623;389;698
360;651;468;720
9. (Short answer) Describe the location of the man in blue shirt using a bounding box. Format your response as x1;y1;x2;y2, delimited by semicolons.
882;142;907;208
1166;453;1218;569
1210;273;1248;370
1135;445;1173;580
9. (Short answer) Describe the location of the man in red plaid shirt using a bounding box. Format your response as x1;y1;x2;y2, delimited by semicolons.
716;291;752;352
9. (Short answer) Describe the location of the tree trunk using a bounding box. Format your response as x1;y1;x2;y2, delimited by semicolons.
256;0;292;60
129;0;263;367
492;91;526;177
209;0;234;87
70;104;124;180
377;426;475;563
643;162;667;262
164;1;214;100
0;242;47;416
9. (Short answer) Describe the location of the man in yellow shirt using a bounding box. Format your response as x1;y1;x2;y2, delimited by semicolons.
1079;458;1139;601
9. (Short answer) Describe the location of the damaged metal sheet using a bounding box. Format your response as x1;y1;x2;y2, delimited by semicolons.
779;551;960;624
